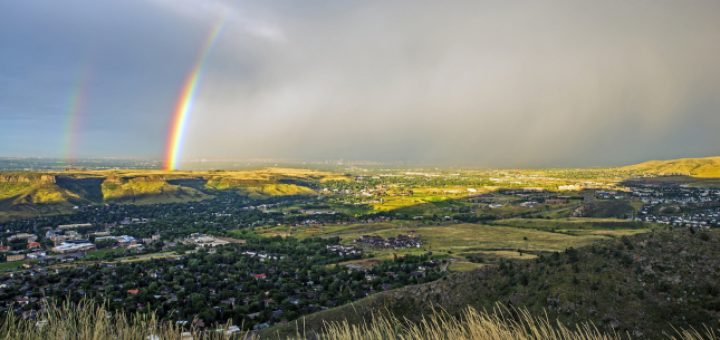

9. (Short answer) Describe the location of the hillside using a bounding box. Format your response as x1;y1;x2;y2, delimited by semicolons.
2;298;714;340
0;168;343;219
624;156;720;177
269;229;720;338
100;175;209;204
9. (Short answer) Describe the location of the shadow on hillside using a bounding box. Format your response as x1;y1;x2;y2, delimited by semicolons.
166;177;208;191
55;176;105;203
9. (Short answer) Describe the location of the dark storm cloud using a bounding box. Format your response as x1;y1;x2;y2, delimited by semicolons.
2;1;719;166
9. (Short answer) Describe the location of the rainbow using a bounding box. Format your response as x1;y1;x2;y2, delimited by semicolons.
63;67;92;164
164;22;225;171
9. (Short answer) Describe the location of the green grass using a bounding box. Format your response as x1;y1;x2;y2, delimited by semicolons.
101;176;209;204
112;251;180;263
83;248;126;261
371;191;474;212
0;182;33;200
26;185;78;204
448;261;485;272
242;183;315;197
416;223;606;253
254;219;648;263
0;260;28;272
488;217;656;236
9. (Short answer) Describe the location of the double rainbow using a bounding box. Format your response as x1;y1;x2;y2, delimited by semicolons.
164;22;224;171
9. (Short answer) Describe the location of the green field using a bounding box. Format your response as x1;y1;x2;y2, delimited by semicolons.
252;218;654;267
82;248;126;260
488;217;655;235
0;260;28;272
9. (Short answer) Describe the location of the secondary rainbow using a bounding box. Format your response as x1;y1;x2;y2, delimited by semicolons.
164;22;224;171
63;67;92;164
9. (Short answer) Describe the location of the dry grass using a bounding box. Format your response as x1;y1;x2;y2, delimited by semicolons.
1;300;716;340
316;307;615;340
0;300;236;340
316;306;718;340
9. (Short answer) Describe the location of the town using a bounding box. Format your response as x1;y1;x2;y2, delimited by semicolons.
0;167;719;333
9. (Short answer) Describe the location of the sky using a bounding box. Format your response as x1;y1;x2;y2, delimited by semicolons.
1;0;720;168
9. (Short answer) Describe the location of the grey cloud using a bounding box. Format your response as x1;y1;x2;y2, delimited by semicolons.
2;1;720;166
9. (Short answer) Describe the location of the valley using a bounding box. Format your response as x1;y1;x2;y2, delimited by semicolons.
0;156;718;336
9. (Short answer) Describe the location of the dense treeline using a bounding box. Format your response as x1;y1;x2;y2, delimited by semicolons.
0;236;445;330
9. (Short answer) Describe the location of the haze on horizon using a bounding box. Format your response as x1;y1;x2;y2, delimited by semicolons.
1;0;720;168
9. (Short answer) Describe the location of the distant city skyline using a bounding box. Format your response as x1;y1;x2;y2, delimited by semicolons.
2;1;720;168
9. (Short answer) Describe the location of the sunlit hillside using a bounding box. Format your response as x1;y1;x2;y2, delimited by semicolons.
624;156;720;178
0;168;349;219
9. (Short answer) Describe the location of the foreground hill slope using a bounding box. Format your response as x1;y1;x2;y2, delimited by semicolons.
3;298;714;340
624;156;720;177
271;229;720;338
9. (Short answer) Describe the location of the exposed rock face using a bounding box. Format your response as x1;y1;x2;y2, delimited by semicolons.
0;174;56;184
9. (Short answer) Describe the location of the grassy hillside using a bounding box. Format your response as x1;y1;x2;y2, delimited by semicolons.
624;156;720;177
269;229;720;338
12;184;81;205
0;174;87;220
0;168;334;219
0;182;34;200
100;175;209;204
1;297;714;339
204;168;340;197
205;177;316;198
256;219;653;268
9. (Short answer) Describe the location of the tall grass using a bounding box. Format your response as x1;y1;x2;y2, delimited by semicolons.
317;307;615;340
317;306;718;340
0;299;236;340
0;300;717;339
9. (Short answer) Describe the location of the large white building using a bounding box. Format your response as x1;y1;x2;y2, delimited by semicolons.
52;241;95;254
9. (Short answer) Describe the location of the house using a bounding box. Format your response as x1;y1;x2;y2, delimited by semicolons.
58;223;92;230
26;241;41;250
253;273;267;280
117;235;137;247
52;240;95;254
8;233;37;242
354;234;422;249
26;251;46;259
6;254;26;262
127;289;140;295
